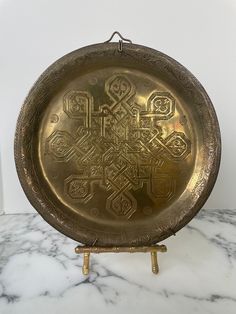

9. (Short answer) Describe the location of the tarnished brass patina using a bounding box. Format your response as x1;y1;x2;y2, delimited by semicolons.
14;33;221;248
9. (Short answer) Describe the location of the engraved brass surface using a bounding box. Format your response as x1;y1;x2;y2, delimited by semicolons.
14;41;221;246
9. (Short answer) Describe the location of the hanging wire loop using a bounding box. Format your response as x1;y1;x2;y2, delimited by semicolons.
104;31;132;52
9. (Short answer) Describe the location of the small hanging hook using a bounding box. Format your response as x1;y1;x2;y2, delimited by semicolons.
104;31;132;52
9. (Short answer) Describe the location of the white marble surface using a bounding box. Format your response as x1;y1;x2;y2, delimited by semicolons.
0;209;235;314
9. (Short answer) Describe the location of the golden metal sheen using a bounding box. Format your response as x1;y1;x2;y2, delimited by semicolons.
75;244;167;275
14;35;221;247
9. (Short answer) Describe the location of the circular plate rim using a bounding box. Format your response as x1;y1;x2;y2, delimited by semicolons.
14;42;221;246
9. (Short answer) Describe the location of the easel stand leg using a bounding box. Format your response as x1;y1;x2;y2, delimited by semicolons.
150;251;159;274
82;252;90;275
75;245;167;275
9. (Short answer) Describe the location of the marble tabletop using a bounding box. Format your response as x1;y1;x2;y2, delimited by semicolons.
0;208;235;314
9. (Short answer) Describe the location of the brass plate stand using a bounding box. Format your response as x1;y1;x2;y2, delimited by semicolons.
75;244;167;275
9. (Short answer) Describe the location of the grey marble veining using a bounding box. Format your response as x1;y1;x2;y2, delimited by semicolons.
0;209;235;314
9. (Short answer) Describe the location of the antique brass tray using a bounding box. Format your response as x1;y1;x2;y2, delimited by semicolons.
14;32;221;248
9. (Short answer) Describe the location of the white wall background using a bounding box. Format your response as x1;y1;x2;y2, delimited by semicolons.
0;0;235;214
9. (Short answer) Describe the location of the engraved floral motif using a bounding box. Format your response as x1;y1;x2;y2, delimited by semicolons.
165;132;191;159
147;91;175;120
68;180;88;198
109;193;136;219
107;75;132;101
64;176;92;203
63;91;90;118
46;131;74;160
46;74;191;219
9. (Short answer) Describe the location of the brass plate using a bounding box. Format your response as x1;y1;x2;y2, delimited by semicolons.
14;42;221;246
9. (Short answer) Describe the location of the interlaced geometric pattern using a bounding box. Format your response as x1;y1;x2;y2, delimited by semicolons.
46;75;191;219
